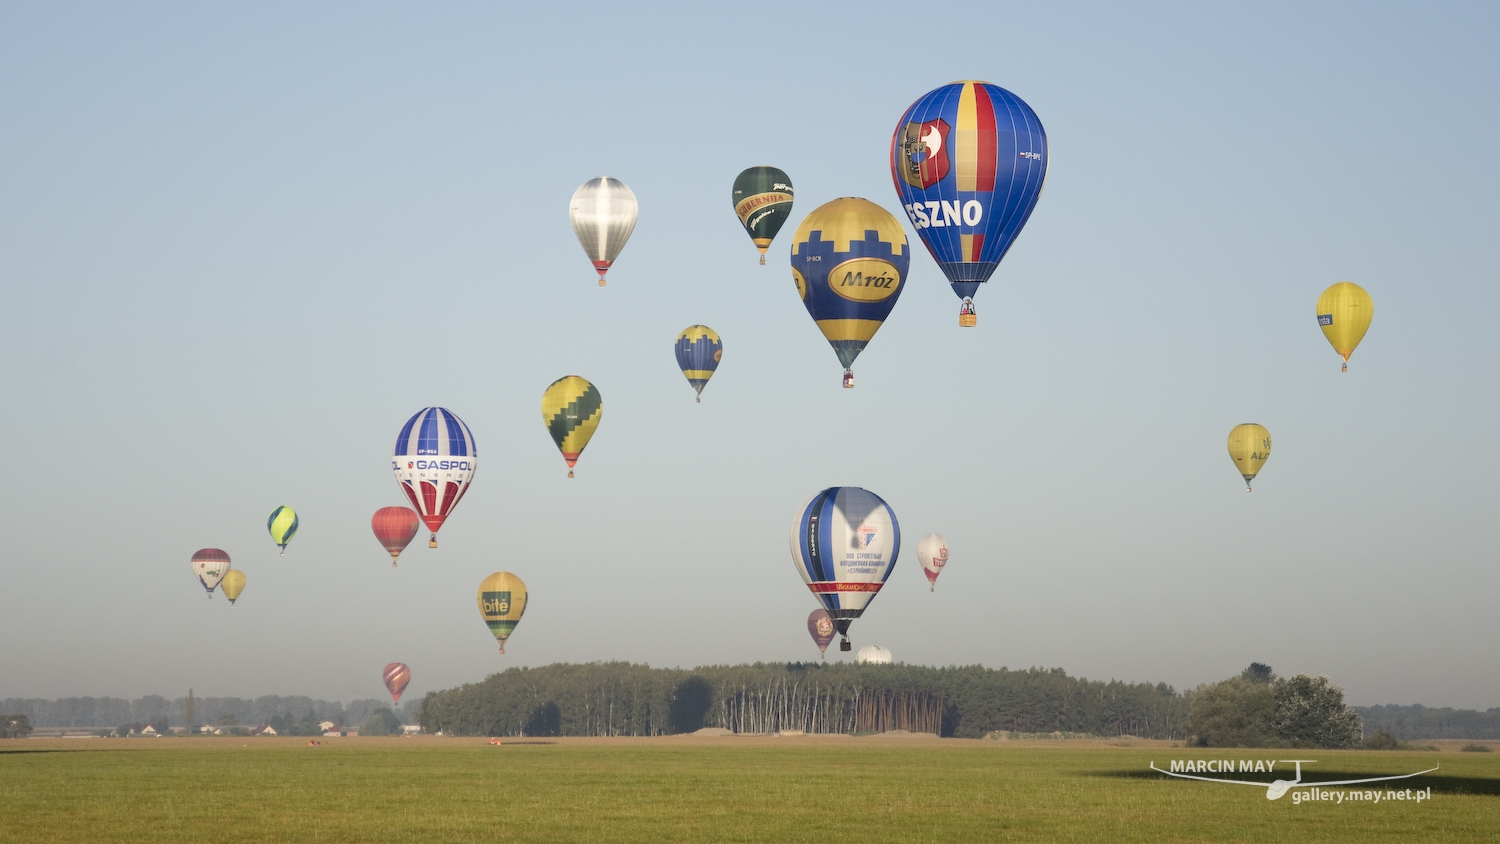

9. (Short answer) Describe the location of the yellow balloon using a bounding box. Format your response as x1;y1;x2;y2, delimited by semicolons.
476;572;528;654
541;376;602;478
1227;424;1272;491
221;570;245;606
1316;282;1373;372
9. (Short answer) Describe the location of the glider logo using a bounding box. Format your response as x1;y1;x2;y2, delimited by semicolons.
897;118;950;189
856;522;879;549
1151;759;1439;801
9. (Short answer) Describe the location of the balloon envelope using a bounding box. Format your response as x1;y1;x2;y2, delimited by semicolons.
856;645;893;665
1227;424;1272;490
807;609;836;657
890;80;1047;324
221;570;245;605
916;533;948;591
383;662;411;703
267;506;298;556
1316;281;1373;371
371;506;421;566
732;166;794;264
477;572;528;654
392;407;476;546
190;548;231;597
674;325;722;400
789;198;909;383
789;487;900;638
569;177;638;284
541;376;602;477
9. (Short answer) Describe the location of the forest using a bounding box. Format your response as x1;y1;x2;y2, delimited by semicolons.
415;662;1191;739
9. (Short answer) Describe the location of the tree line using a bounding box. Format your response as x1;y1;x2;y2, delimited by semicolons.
0;695;418;729
416;662;1194;739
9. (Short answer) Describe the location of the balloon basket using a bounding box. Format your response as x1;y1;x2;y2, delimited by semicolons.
842;370;854;389
840;639;851;652
695;396;700;403
959;313;977;327
429;536;438;548
567;470;575;478
759;255;766;265
1342;363;1348;372
598;277;606;287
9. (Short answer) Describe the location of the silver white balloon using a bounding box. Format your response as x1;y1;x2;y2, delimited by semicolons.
568;177;638;286
856;645;892;664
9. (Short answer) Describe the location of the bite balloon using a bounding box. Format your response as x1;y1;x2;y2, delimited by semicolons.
789;198;910;388
476;572;528;654
371;506;421;567
891;81;1048;326
393;407;476;548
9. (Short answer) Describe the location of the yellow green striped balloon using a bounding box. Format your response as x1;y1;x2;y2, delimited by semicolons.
541;376;602;478
267;505;298;556
477;571;527;654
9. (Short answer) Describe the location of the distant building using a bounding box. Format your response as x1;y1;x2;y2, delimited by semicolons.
249;725;277;736
401;725;422;735
317;721;337;732
140;725;158;736
321;730;347;737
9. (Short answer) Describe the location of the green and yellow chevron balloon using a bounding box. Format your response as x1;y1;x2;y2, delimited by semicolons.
267;505;298;556
541;375;602;478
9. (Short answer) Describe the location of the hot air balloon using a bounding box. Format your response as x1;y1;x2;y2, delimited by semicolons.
732;167;794;264
891;81;1048;326
674;325;722;402
371;506;421;567
392;407;476;548
477;572;528;654
541;376;602;477
916;533;948;592
807;609;836;659
382;663;411;704
1227;424;1272;492
569;177;637;286
789;198;910;388
855;645;893;665
266;506;298;556
1316;282;1373;372
221;570;245;606
790;487;900;651
190;548;231;598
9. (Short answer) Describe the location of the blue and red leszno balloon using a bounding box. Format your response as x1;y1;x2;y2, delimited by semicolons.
890;81;1048;325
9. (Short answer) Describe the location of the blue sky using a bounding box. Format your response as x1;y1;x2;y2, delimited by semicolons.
2;1;1496;709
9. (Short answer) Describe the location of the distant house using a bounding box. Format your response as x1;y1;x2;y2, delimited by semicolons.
321;730;347;737
317;721;337;733
401;725;422;736
249;725;277;736
140;725;158;736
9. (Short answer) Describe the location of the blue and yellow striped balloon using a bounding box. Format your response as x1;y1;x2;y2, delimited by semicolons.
789;198;909;387
674;325;722;401
267;505;298;556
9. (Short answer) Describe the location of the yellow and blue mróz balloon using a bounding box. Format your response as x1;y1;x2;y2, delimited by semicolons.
674;325;722;402
267;505;298;556
891;81;1047;326
789;198;909;388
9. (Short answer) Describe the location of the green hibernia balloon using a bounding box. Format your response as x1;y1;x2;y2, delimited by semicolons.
732;166;794;265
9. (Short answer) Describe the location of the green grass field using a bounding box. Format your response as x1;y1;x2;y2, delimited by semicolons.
3;736;1497;843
